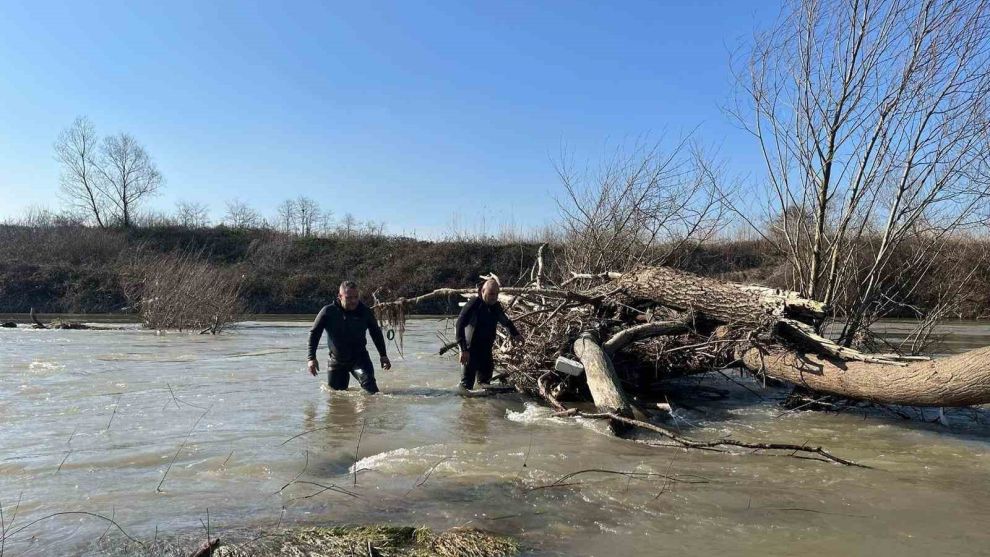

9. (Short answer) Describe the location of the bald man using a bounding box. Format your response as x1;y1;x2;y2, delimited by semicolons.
455;279;523;393
307;280;391;393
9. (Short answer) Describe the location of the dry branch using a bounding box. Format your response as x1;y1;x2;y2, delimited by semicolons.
603;317;691;355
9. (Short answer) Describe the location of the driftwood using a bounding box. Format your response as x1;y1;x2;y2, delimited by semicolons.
30;307;47;329
28;308;89;330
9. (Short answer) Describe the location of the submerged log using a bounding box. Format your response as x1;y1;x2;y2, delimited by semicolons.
740;346;990;407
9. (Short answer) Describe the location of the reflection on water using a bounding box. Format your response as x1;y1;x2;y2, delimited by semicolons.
1;318;989;556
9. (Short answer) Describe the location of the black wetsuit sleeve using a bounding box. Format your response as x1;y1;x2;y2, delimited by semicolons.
455;297;478;350
366;308;388;358
495;304;520;337
307;306;329;361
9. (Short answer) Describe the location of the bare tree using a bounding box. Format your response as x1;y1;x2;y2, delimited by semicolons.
363;220;385;237
96;133;164;227
275;198;297;234
555;138;727;274
732;0;990;344
339;212;357;237
223;198;261;229
54;117;106;228
318;208;335;236
175;200;211;228
295;196;321;237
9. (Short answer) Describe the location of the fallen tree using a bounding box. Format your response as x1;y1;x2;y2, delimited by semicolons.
375;262;990;465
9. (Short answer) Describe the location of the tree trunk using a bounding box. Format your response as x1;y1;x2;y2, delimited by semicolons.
740;346;990;407
617;266;826;325
618;266;990;407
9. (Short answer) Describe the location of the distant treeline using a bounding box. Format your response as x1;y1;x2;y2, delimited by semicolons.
1;223;989;319
0;224;547;315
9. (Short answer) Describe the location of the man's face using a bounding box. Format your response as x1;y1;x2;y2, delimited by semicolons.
481;281;500;305
339;287;360;311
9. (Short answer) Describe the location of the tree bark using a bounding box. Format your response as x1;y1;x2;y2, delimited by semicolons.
617;266;826;325
740;346;990;407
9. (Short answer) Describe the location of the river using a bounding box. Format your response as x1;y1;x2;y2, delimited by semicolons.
2;316;989;555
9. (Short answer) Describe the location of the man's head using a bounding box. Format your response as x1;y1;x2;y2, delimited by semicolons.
338;280;360;311
480;279;500;305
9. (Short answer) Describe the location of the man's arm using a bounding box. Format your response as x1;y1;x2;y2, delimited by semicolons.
307;306;330;361
455;297;478;350
495;304;521;338
366;308;388;358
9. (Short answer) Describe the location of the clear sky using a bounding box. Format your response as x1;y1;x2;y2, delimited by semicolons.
0;0;777;237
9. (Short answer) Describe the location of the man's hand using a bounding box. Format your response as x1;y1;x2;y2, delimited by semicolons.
381;356;392;371
307;359;319;376
459;351;470;365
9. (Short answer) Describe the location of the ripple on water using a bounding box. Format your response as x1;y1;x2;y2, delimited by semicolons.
28;360;65;374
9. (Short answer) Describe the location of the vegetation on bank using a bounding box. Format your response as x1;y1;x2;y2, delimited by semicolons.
2;222;989;320
0;224;545;315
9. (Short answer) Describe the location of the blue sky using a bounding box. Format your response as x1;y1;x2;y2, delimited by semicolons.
0;0;776;237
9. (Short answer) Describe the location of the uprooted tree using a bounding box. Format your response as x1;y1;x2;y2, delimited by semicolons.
375;259;990;466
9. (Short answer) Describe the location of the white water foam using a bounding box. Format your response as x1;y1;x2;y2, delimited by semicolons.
349;443;449;474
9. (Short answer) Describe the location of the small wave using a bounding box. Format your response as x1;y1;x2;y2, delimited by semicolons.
505;402;572;426
350;444;448;474
506;402;616;437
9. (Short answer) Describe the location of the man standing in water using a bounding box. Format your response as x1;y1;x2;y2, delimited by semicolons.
456;278;524;394
308;281;391;393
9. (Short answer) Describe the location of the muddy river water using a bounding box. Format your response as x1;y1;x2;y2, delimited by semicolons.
2;317;989;555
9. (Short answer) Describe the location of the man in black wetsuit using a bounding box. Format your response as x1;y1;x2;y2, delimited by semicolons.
307;280;391;393
455;279;524;393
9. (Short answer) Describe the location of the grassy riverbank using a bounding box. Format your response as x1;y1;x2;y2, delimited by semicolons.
2;223;989;318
